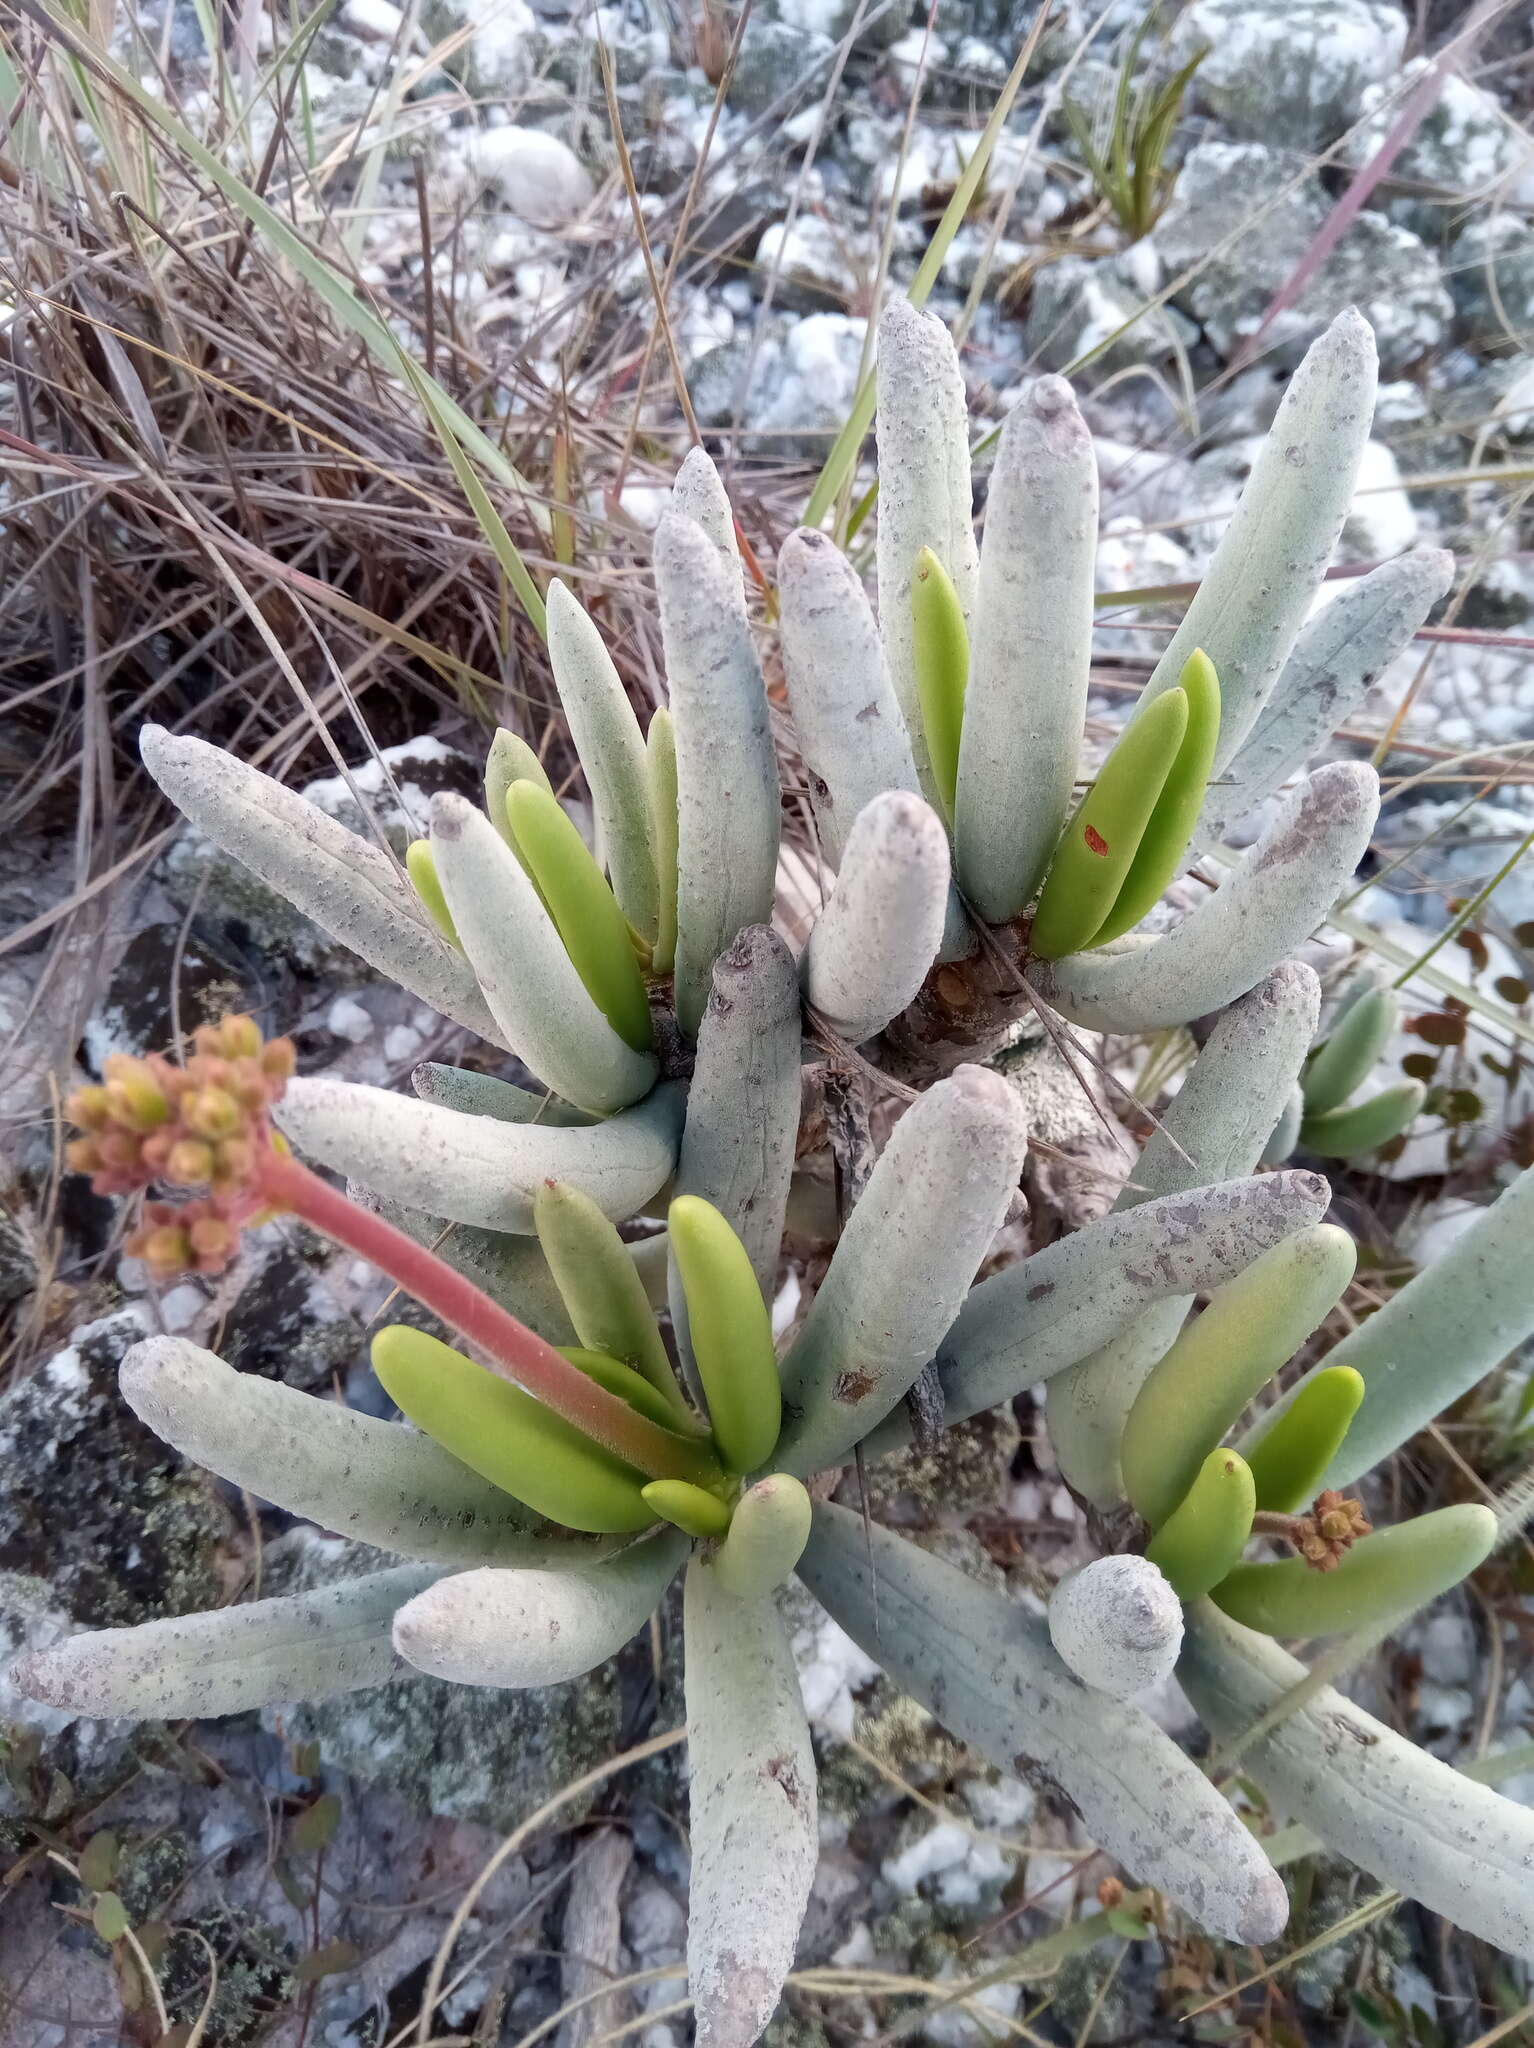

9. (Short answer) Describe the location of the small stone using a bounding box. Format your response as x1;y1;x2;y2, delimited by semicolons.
1341;440;1419;562
342;0;406;40
1026;251;1190;375
754;216;862;312
729;19;834;115
464;125;595;228
1182;0;1405;151
1449;213;1534;352
766;0;912;50
691;313;868;463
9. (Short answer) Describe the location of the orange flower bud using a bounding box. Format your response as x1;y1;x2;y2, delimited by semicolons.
184;1087;242;1140
98;1130;143;1172
64;1136;102;1176
103;1058;170;1130
188;1214;233;1265
220;1015;262;1059
140;1224;193;1277
139;1130;174;1173
68;1086;112;1131
166;1138;217;1185
214;1137;255;1183
261;1038;296;1085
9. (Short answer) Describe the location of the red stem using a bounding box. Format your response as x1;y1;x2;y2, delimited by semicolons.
259;1153;715;1484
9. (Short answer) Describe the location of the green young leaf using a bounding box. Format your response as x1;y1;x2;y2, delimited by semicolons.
506;782;655;1054
92;1893;130;1945
484;726;553;857
714;1473;813;1601
641;1478;733;1539
646;708;679;979
910;546;968;820
292;1791;342;1854
1146;1448;1256;1601
1302;986;1399;1116
78;1830;119;1893
1244;1366;1365;1515
1029;687;1189;961
1298;1081;1425;1159
560;1347;698;1434
1213;1505;1496;1638
1090;648;1220;946
534;1181;684;1411
1121;1224;1357;1530
669;1196;781;1474
404;840;461;948
370;1324;657;1534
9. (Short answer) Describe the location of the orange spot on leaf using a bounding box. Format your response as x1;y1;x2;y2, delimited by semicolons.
1084;825;1109;856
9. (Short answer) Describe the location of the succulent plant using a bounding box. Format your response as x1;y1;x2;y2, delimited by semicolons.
21;308;1534;2048
1264;970;1426;1161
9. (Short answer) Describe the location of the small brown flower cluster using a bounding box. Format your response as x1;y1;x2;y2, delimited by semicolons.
65;1016;295;1279
1293;1489;1373;1572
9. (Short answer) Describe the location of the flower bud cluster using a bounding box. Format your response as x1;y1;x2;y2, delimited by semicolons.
64;1017;295;1278
1294;1489;1373;1572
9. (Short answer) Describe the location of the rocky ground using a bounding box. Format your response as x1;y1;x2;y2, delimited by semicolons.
3;0;1534;2040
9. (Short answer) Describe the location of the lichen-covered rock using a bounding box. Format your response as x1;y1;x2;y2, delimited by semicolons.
81;923;249;1072
1182;0;1405;151
729;18;834;115
1025;250;1191;375
0;1309;230;1629
1450;213;1534;352
1153;144;1451;372
463;124;595;227
754;216;866;312
863;1409;1021;1525
263;1533;633;1830
1343;63;1527;240
216;1221;363;1392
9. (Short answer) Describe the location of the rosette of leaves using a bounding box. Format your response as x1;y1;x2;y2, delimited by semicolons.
779;299;1453;1072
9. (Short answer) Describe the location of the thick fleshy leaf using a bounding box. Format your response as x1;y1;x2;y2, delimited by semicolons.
411;1061;593;1125
655;512;780;1037
1029;763;1378;1034
1139;309;1378;770
801;1505;1289;1946
14;1565;439;1721
954;374;1099;923
139;726;501;1044
1047;1556;1183;1701
874;297;979;811
118;1336;610;1567
1181;1602;1534;1955
431;792;657;1113
1202;547;1453;842
1046;962;1321;1503
671;926;801;1299
392;1531;687;1688
870;1171;1330;1458
801;792;951;1046
684;1556;818;2048
776;1066;1028;1475
777;528;924;868
275;1074;683;1234
1308;1159;1534;1487
546;579;660;942
672;445;744;597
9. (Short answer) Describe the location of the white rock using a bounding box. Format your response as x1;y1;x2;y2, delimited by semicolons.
1343;440;1418;561
342;0;406;41
465;125;594;228
326;995;374;1043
